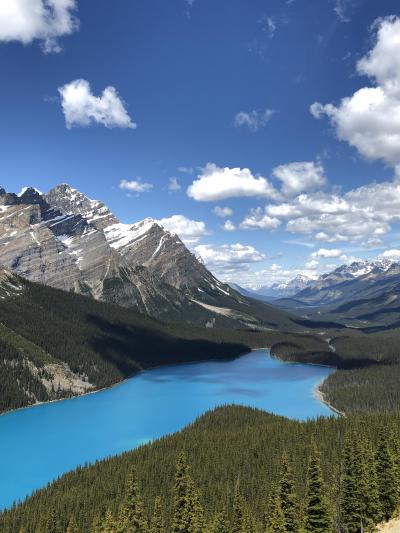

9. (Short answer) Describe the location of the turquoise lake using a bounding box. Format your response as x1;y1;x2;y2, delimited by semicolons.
0;349;335;510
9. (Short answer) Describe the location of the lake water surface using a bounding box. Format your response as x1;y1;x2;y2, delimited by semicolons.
0;349;335;510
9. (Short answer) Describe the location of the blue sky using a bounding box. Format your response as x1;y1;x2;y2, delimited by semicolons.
1;0;400;287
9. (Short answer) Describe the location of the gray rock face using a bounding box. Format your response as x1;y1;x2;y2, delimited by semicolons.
0;184;246;326
46;184;118;230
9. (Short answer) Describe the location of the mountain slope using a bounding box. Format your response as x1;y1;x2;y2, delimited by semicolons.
0;270;280;413
0;184;296;329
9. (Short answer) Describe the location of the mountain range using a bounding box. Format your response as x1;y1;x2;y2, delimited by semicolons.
0;184;295;330
273;259;400;328
232;274;318;301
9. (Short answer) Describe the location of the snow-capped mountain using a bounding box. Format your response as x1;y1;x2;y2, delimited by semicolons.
0;184;291;329
251;274;317;300
276;259;400;310
333;259;395;278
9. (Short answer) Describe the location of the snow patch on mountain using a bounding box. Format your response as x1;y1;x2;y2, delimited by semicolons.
104;218;160;250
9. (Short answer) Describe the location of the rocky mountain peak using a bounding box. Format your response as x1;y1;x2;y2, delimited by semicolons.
0;187;21;206
45;183;119;230
18;187;46;206
0;183;249;326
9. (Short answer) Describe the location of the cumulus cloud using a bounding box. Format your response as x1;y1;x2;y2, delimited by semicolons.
240;207;281;230
158;215;209;245
187;163;278;202
59;79;136;129
168;177;181;192
234;108;275;131
311;248;342;258
311;16;400;167
380;249;400;260
222;220;236;231
213;206;233;218
240;178;400;242
119;179;153;194
272;161;326;197
0;0;78;53
195;243;265;269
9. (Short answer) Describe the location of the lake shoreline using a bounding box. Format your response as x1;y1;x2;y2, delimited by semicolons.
1;346;340;418
0;351;248;418
0;348;336;511
313;381;346;417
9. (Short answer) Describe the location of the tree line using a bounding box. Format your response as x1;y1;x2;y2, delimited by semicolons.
34;431;400;533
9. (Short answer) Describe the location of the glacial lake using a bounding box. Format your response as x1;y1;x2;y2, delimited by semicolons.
0;349;335;510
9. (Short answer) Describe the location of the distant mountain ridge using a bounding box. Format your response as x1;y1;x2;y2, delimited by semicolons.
0;184;294;330
271;259;400;328
231;274;317;301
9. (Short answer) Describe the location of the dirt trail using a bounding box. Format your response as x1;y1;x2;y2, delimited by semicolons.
378;518;400;532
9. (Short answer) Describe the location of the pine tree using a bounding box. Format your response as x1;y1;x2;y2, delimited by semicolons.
267;493;287;533
45;508;60;533
388;430;400;501
232;480;244;533
66;515;79;533
240;506;254;533
149;497;164;533
187;478;205;533
117;467;147;533
376;432;398;521
172;451;193;533
340;437;363;533
303;442;332;533
357;438;382;529
278;452;298;532
206;512;229;533
96;509;117;533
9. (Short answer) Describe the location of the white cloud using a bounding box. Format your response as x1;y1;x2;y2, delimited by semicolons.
305;259;319;269
158;215;209;245
380;249;400;260
242;178;400;243
222;220;236;232
59;79;136;129
311;17;400;167
0;0;78;53
195;243;265;269
234;108;275;132
240;207;281;230
272;161;326;197
187;163;278;202
311;248;342;258
168;177;181;192
119;179;153;194
213;206;233;218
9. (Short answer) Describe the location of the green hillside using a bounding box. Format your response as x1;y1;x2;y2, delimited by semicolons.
0;274;323;414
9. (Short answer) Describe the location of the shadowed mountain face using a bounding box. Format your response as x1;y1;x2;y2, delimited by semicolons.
0;185;294;329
